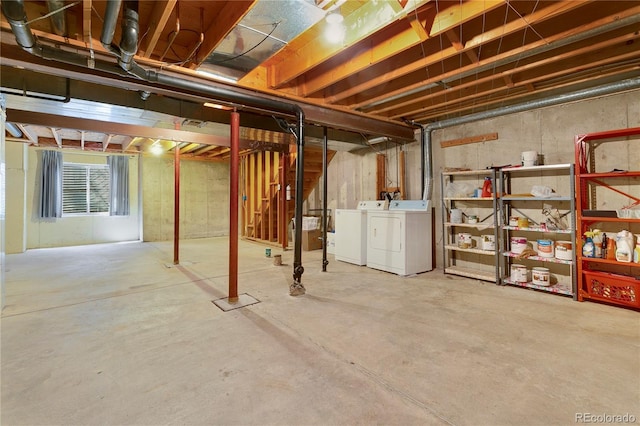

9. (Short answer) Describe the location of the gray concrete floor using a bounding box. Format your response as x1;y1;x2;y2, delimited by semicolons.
2;237;638;425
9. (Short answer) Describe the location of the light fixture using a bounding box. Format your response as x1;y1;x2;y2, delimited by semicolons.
325;12;345;44
204;102;233;111
326;12;343;24
150;139;164;155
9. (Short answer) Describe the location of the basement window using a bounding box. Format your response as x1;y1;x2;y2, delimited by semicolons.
62;163;110;215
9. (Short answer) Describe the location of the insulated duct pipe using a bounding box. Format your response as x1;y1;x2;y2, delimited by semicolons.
1;0;309;292
46;1;67;37
419;76;640;202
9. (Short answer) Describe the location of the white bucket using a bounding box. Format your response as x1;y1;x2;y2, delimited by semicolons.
458;233;472;249
481;234;495;251
510;264;527;283
537;239;554;258
532;267;550;286
510;237;527;254
555;241;573;260
450;208;462;223
521;151;538;167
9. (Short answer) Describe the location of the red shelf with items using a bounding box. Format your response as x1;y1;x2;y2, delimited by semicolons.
575;126;640;309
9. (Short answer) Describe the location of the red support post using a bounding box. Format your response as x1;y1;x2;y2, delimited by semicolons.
229;111;240;301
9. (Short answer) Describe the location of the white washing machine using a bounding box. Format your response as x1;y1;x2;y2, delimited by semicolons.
334;200;388;265
366;200;433;276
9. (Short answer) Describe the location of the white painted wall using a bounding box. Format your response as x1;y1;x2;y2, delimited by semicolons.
141;156;230;241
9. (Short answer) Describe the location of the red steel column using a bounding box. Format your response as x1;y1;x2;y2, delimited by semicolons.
229;111;240;301
174;142;180;265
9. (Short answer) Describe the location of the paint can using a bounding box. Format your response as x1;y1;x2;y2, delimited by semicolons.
457;233;472;249
481;234;495;251
537;239;554;258
521;150;538;167
265;248;271;257
510;264;527;283
509;216;519;227
510;237;527;254
273;254;282;266
467;215;478;224
532;267;550;286
555;241;573;261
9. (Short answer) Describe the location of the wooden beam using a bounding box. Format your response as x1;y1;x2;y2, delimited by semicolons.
190;1;258;67
103;134;113;151
334;0;587;106
293;4;437;96
399;150;405;200
376;154;386;200
50;127;61;148
82;0;92;43
17;124;37;145
141;0;177;58
268;0;433;89
440;133;499;148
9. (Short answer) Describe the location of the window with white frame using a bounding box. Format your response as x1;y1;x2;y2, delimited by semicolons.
62;163;110;215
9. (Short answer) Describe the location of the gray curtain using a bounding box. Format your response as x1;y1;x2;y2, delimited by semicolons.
108;155;130;216
39;150;63;218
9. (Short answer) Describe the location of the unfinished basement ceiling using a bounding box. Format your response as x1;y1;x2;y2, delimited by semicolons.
2;0;640;158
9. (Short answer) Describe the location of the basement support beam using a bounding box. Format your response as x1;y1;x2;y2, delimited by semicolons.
174;140;180;265
228;111;240;302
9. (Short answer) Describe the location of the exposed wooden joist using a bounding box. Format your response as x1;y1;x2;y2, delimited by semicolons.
331;0;592;106
191;1;258;67
17;124;38;145
82;0;92;43
267;0;433;89
364;6;640;115
141;0;177;58
440;133;499;148
49;127;61;148
387;29;640;119
103;134;113;151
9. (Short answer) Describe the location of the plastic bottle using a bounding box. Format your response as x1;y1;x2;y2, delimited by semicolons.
605;234;617;260
634;234;640;264
582;231;595;258
615;230;633;263
481;177;492;197
592;229;603;258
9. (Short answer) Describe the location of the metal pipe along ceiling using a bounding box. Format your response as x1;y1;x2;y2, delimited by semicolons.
420;76;640;203
1;0;309;293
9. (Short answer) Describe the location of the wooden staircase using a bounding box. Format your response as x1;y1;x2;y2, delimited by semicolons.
241;145;335;248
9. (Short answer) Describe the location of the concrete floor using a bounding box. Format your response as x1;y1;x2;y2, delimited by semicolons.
1;237;638;425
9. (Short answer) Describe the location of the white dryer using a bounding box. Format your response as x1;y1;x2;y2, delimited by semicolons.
366;200;433;276
334;200;388;265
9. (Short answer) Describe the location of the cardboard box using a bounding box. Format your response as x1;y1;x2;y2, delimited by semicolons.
302;229;323;251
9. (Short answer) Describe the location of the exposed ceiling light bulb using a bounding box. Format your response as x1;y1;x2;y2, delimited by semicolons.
325;13;345;44
150;141;164;155
326;12;343;24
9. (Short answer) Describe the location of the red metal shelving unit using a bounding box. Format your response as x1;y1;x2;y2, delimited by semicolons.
575;127;640;309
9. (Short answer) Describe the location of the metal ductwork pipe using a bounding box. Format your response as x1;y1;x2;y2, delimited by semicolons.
101;0;122;49
5;122;23;138
420;76;640;202
1;0;35;52
46;0;67;37
118;1;139;70
1;0;309;294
